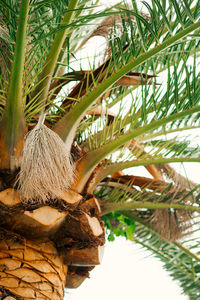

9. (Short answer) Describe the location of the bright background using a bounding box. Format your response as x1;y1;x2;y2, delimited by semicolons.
66;237;189;300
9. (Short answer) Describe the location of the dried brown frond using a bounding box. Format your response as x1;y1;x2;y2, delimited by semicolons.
18;124;74;202
90;15;123;38
76;15;123;54
158;164;197;192
150;209;192;241
76;10;151;55
75;13;136;60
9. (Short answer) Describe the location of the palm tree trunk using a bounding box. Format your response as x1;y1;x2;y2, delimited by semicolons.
0;236;67;299
0;189;105;299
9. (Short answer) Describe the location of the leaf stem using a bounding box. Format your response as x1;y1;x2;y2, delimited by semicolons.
174;242;200;262
33;0;79;105
96;157;200;183
102;201;200;215
0;0;29;168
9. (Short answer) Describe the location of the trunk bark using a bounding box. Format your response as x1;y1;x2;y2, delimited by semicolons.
0;188;105;298
0;236;67;300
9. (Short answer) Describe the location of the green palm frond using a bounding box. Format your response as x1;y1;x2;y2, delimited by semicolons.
100;177;200;209
76;62;200;157
103;209;200;298
98;171;200;242
132;217;200;300
0;0;200;297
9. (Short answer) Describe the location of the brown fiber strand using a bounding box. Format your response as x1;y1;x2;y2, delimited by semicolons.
18;124;74;202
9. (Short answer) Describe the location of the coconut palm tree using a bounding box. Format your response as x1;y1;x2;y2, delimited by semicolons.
0;0;199;299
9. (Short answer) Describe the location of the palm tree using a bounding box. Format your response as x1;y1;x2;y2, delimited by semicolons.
0;0;199;299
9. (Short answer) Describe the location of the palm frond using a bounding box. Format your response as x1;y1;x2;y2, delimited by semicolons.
0;0;200;298
98;173;200;240
130;216;200;299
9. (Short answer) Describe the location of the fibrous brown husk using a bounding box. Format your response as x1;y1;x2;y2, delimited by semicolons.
158;164;197;192
0;23;11;80
76;14;136;59
150;209;192;241
76;15;122;53
18;122;74;202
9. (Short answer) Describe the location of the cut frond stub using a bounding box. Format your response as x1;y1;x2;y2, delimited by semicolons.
18;119;74;202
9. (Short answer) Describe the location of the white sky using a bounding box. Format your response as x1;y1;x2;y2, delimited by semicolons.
66;237;189;300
